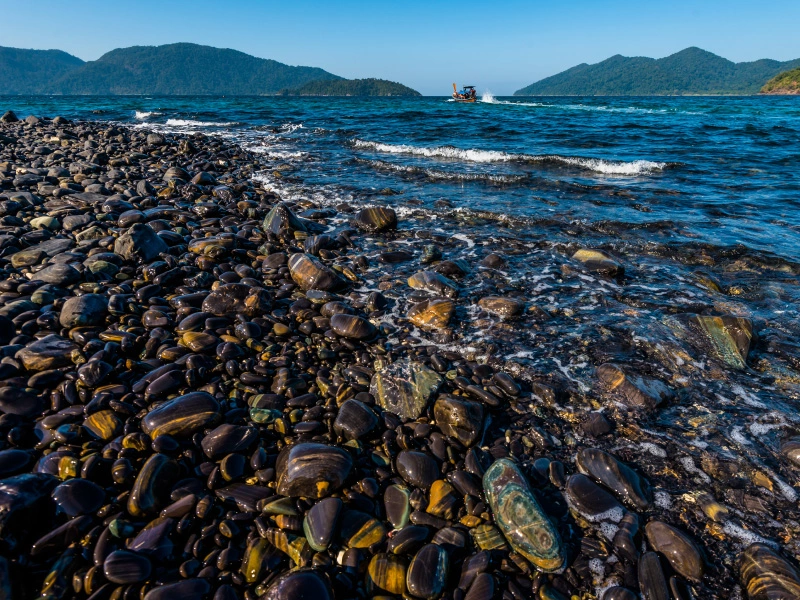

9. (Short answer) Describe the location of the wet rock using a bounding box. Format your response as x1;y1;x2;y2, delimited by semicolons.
0;473;58;532
0;387;45;417
200;424;257;459
32;263;80;286
638;551;670;600
367;553;408;595
59;293;107;328
478;296;524;319
565;474;625;522
143;579;211;600
339;510;387;548
353;206;398;233
263;202;308;237
596;363;673;411
408;270;458;298
384;484;412;529
483;458;565;572
577;448;652;510
397;450;440;489
0;111;18;123
572;248;624;277
330;313;377;340
128;453;178;517
288;253;345;291
780;437;800;468
202;283;252;316
114;223;168;262
141;392;220;438
103;550;152;584
672;314;755;369
276;443;353;498
52;478;104;517
16;335;77;371
304;497;343;551
261;569;333;600
407;544;449;599
738;542;800;600
408;298;454;330
645;520;704;583
433;394;484;447
333;399;378;440
370;359;443;420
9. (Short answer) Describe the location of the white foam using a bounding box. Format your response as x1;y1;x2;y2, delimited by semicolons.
722;521;776;548
352;139;669;175
638;442;667;458
134;111;161;119
480;90;496;103
598;522;620;540
165;119;232;127
654;490;673;509
678;456;711;482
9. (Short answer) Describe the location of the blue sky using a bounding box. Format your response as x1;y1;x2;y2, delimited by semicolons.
2;0;799;94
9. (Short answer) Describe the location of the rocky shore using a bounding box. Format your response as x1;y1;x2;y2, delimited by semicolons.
0;108;799;600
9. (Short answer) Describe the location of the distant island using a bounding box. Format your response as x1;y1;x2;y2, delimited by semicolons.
761;67;800;95
515;47;800;96
278;78;420;97
0;43;420;96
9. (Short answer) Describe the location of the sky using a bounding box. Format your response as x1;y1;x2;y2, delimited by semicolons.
2;0;800;95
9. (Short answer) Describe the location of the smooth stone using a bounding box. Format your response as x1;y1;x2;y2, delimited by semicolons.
645;520;705;583
263;202;308;236
367;553;408;595
127;454;179;517
339;510;388;548
260;569;333;600
143;579;211;600
638;551;670;600
141;392;220;438
59;293;108;328
482;458;565;572
602;587;639;600
387;525;430;555
303;497;343;551
276;443;353;498
202;283;256;316
353;206;398;233
288;252;344;291
0;474;58;530
477;296;524;318
83;409;123;440
52;478;105;517
572;248;624;277
780;437;800;468
408;270;458;298
576;448;652;510
384;484;412;529
672;313;754;369
0;386;45;418
333;399;378;440
330;313;377;340
565;474;625;522
396;451;439;490
596;363;673;411
114;223;168;262
32;263;80;286
433;394;484;447
408;298;454;330
200;424;258;459
738;542;800;600
0;450;33;477
16;335;77;371
370;359;443;421
103;550;152;584
407;544;449;599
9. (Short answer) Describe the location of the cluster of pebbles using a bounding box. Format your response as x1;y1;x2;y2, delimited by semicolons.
0;108;799;600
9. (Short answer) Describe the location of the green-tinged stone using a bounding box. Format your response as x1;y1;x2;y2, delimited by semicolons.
261;497;300;516
482;458;565;572
669;313;754;369
384;484;412;529
303;497;343;552
241;537;275;583
370;359;443;421
339;510;387;548
367;553;408;595
250;407;282;423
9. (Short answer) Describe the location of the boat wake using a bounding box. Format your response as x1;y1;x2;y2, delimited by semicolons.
352;139;673;175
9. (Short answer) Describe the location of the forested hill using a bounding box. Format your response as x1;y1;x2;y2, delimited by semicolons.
279;78;421;96
761;67;800;95
515;47;800;96
0;43;414;96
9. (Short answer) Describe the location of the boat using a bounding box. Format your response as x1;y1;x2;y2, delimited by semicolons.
452;84;477;102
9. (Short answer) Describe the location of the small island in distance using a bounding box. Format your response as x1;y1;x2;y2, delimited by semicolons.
761;67;800;95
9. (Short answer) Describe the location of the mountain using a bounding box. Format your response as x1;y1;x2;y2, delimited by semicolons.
50;43;341;95
515;47;800;96
761;67;800;95
279;78;420;96
0;47;84;94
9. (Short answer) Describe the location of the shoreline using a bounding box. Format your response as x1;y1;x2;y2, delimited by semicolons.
1;111;799;599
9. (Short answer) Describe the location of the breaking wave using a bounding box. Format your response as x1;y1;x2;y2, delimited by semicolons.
353;139;673;175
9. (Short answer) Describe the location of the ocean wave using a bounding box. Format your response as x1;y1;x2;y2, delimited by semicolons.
353;139;672;175
479;98;701;115
164;119;233;127
357;158;527;184
134;111;162;119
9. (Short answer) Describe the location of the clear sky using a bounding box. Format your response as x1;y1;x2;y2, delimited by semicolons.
2;0;800;95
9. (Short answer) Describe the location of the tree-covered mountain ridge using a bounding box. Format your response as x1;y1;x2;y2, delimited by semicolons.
0;43;420;96
515;47;800;96
761;67;800;95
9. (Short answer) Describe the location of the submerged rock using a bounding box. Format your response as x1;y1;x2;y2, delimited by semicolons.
482;458;565;572
353;206;398;233
572;248;624;277
576;448;652;510
370;359;443;420
596;363;673;411
645;520;705;583
408;298;454;330
671;314;755;369
738;543;800;600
